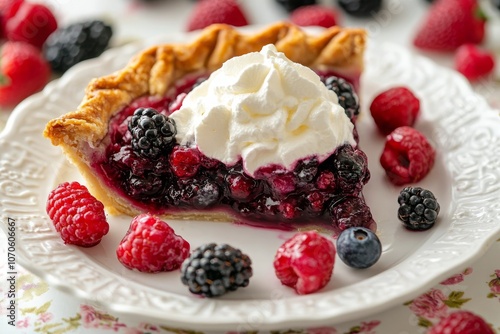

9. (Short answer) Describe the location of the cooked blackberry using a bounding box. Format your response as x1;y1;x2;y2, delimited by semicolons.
128;108;177;159
323;75;359;120
43;20;113;73
337;0;383;17
275;0;317;12
333;144;370;194
181;243;253;297
398;187;440;231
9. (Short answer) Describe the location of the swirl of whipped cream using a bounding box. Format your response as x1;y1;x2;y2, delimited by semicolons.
171;44;355;177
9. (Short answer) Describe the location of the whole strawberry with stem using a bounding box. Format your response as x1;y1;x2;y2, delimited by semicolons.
0;41;51;107
46;182;109;247
413;0;486;52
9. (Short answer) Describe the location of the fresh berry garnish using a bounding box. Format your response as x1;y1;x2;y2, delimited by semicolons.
454;44;496;82
181;243;252;297
169;146;201;178
116;213;190;273
4;1;57;48
337;0;383;17
413;0;486;51
274;231;336;294
329;196;377;234
43;20;113;73
0;41;50;107
323;75;359;120
46;181;109;247
428;310;495;334
336;227;381;269
398;186;440;231
369;87;421;135
275;0;316;12
380;126;436;185
128;107;177;159
290;5;339;28
186;0;249;32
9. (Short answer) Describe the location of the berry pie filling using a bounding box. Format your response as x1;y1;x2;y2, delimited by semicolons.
95;45;375;234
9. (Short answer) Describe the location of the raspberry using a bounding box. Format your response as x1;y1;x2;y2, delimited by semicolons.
454;44;495;82
4;2;57;48
380;126;436;185
398;186;440;231
369;87;421;135
273;231;335;294
116;214;190;273
186;0;249;32
169;146;201;178
46;182;109;247
181;243;252;297
290;5;340;28
428;310;494;334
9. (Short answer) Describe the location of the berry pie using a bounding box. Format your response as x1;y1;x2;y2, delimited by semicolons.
44;22;376;234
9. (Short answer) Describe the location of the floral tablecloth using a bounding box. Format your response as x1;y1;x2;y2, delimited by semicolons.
1;230;499;334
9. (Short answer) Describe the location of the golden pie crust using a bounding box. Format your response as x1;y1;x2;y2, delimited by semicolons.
44;22;367;218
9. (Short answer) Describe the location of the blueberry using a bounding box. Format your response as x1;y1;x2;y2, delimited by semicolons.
336;227;381;269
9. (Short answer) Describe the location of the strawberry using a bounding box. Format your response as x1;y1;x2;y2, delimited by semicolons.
455;44;495;81
428;310;494;334
0;41;51;107
413;0;486;52
290;5;340;28
186;0;249;32
4;1;57;48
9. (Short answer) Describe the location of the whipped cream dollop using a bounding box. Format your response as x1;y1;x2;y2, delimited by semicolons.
171;44;355;176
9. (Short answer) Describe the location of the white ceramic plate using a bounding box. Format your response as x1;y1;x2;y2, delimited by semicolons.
1;31;500;331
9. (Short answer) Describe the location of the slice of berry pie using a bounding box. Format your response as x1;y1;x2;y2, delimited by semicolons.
44;22;376;234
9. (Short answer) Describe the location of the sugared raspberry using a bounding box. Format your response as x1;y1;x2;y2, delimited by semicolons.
273;231;335;294
428;310;494;334
46;182;109;247
455;44;495;82
116;214;190;273
169;146;201;178
369;87;420;135
380;126;435;185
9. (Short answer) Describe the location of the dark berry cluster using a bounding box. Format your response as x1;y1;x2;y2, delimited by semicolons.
398;186;440;231
181;243;252;297
128;107;177;159
337;0;383;17
322;75;360;120
44;20;113;73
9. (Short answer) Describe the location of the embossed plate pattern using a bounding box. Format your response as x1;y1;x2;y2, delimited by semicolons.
1;32;500;331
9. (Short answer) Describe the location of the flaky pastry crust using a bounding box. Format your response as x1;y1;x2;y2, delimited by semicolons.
44;22;366;218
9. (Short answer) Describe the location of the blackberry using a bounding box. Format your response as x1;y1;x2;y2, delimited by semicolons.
275;0;317;12
128;108;176;159
337;0;383;17
398;187;440;231
181;243;253;297
43;20;113;73
333;144;369;194
323;76;359;120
